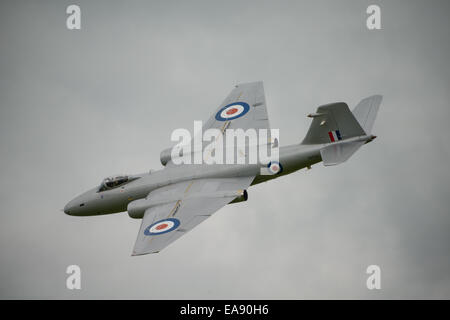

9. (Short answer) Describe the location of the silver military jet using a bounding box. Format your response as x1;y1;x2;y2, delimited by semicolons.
64;82;382;255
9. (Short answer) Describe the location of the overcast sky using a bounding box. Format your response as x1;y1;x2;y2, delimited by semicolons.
1;0;449;299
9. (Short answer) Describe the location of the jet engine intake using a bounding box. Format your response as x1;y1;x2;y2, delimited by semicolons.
160;147;185;166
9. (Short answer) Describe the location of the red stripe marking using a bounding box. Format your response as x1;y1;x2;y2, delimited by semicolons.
328;131;335;142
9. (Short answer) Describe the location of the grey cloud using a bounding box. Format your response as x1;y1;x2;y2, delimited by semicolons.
0;0;449;299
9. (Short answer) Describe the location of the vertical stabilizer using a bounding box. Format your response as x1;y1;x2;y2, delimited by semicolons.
302;102;365;145
302;96;382;166
352;95;382;134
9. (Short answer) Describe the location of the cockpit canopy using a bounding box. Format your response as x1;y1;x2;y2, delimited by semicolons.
98;175;130;192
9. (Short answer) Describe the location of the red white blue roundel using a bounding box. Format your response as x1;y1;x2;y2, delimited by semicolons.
144;218;180;236
267;161;283;175
215;102;250;121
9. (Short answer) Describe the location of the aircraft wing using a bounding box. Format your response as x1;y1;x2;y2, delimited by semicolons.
202;81;270;132
164;81;273;167
132;176;254;255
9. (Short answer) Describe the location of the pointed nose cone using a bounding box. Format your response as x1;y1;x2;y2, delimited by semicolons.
64;202;73;215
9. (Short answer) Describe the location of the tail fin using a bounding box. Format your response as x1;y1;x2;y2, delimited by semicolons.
302;102;365;145
352;95;382;134
302;96;382;166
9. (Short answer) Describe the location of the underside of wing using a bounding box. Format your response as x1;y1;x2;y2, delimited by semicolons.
132;176;254;256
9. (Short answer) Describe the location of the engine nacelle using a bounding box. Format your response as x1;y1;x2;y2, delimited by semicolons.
127;198;153;219
159;148;172;166
160;147;186;166
128;189;248;218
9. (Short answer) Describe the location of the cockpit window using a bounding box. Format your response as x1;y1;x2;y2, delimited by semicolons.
98;175;129;192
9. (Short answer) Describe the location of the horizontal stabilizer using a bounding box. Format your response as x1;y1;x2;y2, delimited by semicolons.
320;141;365;166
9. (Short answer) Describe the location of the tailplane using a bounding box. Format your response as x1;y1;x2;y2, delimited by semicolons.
320;141;365;166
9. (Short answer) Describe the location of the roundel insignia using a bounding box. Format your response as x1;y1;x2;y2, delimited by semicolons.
267;161;283;175
215;102;250;121
144;218;180;236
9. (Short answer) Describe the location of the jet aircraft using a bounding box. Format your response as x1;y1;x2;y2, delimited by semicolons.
64;82;382;255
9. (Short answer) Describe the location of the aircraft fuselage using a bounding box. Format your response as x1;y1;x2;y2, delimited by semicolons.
64;143;323;216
